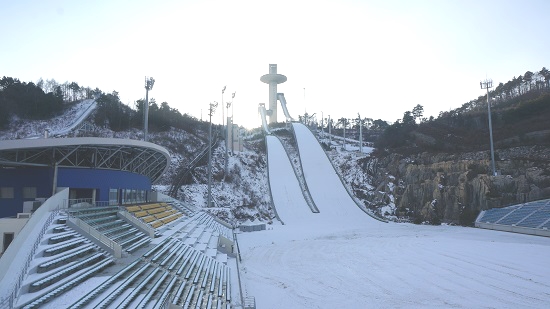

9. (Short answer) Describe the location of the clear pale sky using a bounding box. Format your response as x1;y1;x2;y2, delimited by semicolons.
2;0;549;129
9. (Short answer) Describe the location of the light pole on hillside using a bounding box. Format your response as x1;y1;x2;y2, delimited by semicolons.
221;86;226;128
358;113;363;153
328;115;332;145
480;79;496;176
225;99;231;178
207;101;218;208
231;92;236;154
144;77;155;142
221;86;226;177
342;118;349;151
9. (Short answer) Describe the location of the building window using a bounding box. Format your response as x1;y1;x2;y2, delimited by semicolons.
0;187;14;199
109;189;119;206
122;189;132;205
22;187;37;199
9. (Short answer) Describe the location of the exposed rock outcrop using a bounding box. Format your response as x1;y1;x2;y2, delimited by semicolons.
370;146;550;224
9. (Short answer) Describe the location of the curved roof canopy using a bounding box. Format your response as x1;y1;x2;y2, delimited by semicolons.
0;138;170;183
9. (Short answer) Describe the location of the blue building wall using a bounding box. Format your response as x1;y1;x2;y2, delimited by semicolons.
0;167;53;218
0;167;152;218
57;168;151;202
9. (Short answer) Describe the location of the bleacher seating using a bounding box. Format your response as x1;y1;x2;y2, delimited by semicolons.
15;206;237;309
70;207;151;253
62;210;236;308
17;221;114;309
126;202;184;230
65;235;233;308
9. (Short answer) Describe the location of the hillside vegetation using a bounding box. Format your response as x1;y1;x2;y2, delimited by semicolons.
2;67;549;226
375;68;550;154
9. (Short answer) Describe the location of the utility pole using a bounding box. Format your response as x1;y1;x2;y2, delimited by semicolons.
207;101;218;207
143;77;155;142
480;79;496;176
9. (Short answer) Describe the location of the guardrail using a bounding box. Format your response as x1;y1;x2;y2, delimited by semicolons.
67;199;113;208
66;215;123;258
233;231;246;308
118;207;156;238
0;211;58;309
0;189;69;309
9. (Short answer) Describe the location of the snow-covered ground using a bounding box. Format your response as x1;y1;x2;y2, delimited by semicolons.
238;123;550;309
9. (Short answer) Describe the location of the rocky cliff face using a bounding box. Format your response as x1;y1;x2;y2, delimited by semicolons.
370;146;550;224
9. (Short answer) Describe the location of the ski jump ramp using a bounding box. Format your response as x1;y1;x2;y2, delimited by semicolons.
265;135;314;224
265;122;377;224
292;123;370;219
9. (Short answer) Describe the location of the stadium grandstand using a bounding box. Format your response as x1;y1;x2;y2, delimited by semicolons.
475;199;550;237
0;138;241;309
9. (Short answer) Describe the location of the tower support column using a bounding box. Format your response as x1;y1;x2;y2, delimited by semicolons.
260;64;287;124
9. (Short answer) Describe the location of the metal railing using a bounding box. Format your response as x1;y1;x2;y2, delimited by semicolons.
66;214;123;258
2;210;58;308
117;207;156;238
67;199;113;209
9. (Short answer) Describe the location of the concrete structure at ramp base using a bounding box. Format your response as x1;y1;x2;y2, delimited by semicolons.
260;64;287;124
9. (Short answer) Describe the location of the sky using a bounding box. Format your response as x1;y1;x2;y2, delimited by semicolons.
2;0;550;129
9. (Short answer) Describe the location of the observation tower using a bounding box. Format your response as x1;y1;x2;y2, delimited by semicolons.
260;64;287;123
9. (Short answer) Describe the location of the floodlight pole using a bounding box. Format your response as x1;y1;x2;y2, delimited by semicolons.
481;79;496;176
358;113;363;153
144;77;155;142
225;99;231;178
342;119;347;150
328;115;332;144
207;101;218;207
221;86;226;178
231;92;236;154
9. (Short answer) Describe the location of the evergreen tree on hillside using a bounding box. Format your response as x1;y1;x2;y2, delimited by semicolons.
0;76;63;121
94;91;133;131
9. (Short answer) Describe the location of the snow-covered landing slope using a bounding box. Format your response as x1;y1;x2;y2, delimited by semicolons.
240;123;550;309
266;135;314;225
292;122;372;221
